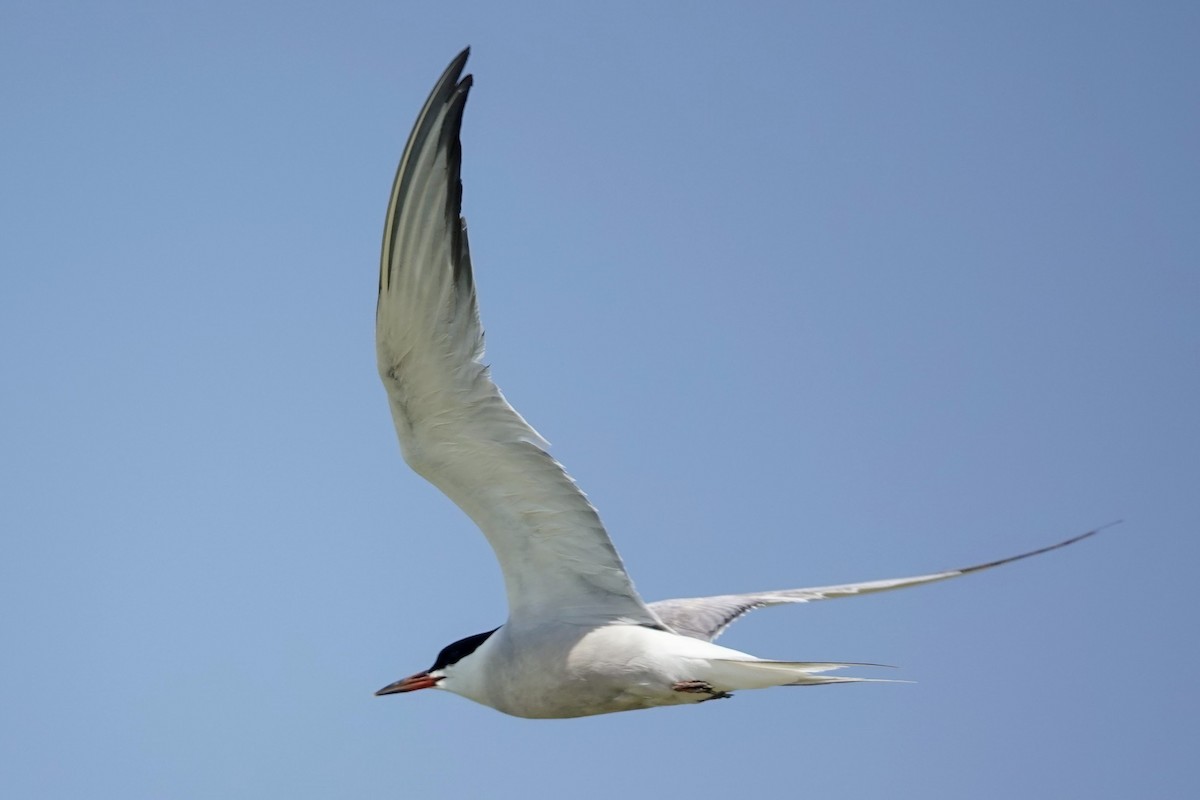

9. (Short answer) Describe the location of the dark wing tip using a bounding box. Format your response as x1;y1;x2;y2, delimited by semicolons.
379;48;476;299
440;76;473;291
957;519;1121;577
439;47;472;93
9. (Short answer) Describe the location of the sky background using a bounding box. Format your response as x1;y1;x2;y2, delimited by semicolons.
2;1;1197;798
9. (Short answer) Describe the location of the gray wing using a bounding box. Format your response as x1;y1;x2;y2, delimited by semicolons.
649;526;1109;641
377;50;660;626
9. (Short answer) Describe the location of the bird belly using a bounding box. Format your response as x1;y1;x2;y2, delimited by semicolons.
478;624;718;719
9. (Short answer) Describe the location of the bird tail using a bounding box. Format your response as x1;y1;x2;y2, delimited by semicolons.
706;659;903;689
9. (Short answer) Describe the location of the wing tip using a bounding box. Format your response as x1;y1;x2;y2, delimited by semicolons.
379;48;476;299
957;519;1120;577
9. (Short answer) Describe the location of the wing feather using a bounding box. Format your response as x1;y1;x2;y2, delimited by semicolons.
376;50;659;625
649;525;1112;641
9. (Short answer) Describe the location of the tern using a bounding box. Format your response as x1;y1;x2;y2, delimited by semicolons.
372;49;1106;719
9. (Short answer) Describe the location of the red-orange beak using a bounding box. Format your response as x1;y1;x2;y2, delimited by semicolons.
375;671;439;696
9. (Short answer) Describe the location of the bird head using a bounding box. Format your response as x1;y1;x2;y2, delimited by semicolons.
375;627;499;698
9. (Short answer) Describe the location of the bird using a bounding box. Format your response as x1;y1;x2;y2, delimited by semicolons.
372;48;1108;719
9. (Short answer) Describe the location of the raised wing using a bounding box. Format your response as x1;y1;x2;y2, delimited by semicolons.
377;50;660;626
649;526;1111;641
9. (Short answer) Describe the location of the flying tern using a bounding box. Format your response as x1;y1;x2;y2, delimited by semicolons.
372;49;1106;718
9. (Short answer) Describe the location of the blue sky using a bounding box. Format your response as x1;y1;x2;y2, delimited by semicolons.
2;1;1197;797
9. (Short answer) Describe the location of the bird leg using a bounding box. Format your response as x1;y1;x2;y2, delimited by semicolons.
672;680;732;701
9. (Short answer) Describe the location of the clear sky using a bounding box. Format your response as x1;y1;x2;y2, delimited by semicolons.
2;1;1197;798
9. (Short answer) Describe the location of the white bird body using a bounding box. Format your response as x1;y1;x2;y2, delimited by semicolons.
436;621;869;719
371;49;1108;719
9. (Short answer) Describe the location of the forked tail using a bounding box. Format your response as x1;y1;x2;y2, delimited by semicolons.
707;659;906;690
